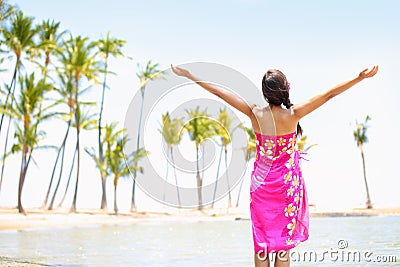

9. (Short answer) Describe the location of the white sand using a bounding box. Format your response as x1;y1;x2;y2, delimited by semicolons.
0;207;250;231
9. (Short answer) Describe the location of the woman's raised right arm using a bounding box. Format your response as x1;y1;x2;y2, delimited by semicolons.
292;66;378;120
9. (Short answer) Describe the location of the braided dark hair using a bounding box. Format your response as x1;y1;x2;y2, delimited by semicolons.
262;69;303;136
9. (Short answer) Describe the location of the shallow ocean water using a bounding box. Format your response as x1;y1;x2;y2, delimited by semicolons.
0;216;399;266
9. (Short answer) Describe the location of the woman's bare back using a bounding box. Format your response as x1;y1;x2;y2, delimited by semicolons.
251;105;298;136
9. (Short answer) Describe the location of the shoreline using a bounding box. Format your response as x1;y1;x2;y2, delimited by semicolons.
1;207;400;232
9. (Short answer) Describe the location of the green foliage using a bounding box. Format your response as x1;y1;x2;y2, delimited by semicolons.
184;106;219;148
0;0;16;24
297;135;318;152
35;19;66;70
242;126;256;162
2;10;37;60
136;60;164;92
354;115;371;147
57;35;100;85
159;112;183;147
97;32;125;61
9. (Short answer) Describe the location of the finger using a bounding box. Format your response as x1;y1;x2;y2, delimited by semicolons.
367;66;378;77
370;66;377;75
374;65;379;74
366;68;374;75
368;66;376;73
368;66;378;76
361;68;369;74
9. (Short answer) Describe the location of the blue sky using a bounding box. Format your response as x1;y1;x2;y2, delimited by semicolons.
1;0;399;211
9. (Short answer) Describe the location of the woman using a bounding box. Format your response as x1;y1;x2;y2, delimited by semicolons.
171;64;378;267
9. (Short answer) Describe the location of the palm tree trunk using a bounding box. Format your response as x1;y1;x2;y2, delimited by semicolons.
70;133;80;212
48;123;71;210
224;147;232;209
211;145;223;208
131;88;146;212
0;107;14;189
42;122;71;209
235;165;248;208
70;81;81;213
0;58;19;134
0;59;20;188
170;147;181;207
113;175;118;214
48;144;66;210
17;152;26;214
98;59;108;210
201;145;205;181
25;150;33;178
196;144;202;210
136;88;145;151
56;147;77;208
101;178;107;210
360;147;372;209
163;147;170;202
17;126;28;215
131;170;137;212
70;141;80;212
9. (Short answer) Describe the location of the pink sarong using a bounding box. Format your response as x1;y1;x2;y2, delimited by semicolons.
250;131;309;254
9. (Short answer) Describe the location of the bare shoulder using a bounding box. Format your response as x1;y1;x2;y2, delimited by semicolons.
250;104;266;116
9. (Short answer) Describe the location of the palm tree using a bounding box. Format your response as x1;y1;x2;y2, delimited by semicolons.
131;60;164;212
35;19;66;209
95;32;125;210
42;107;72;210
158;112;183;207
109;137;128;214
0;10;36;133
85;122;123;211
35;19;66;76
42;70;78;210
297;135;318;153
57;35;99;212
0;73;53;214
236;126;256;208
199;118;219;195
43;36;98;211
55;106;97;210
43;53;96;210
108;134;147;214
211;107;239;209
88;123;147;214
0;10;37;192
353;115;373;209
184;107;218;210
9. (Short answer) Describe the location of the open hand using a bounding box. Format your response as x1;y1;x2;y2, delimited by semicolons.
171;64;191;78
359;66;379;79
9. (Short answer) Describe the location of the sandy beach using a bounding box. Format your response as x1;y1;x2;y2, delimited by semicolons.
1;207;400;232
0;207;250;232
